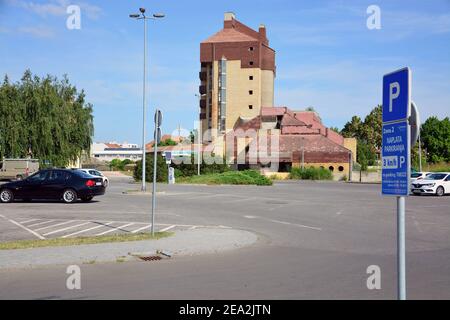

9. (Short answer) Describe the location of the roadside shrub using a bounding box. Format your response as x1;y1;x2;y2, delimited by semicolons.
133;154;168;182
290;167;333;180
173;159;230;178
179;170;272;186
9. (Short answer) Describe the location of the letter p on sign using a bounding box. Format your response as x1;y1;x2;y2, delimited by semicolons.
389;82;400;112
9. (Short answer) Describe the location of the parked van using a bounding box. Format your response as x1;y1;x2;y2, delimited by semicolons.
0;159;40;181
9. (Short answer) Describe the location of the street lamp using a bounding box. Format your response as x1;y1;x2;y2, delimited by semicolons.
129;8;165;192
195;93;206;175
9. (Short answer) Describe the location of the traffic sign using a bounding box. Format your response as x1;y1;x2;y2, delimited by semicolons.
382;68;411;196
155;109;162;128
155;127;161;144
164;151;172;164
382;68;411;123
410;101;421;148
381;67;413;301
382;121;410;195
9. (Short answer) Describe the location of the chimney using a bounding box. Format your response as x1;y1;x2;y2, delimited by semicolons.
224;12;236;29
224;12;235;21
259;24;267;41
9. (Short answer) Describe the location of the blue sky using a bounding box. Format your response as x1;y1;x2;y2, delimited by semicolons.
0;0;449;145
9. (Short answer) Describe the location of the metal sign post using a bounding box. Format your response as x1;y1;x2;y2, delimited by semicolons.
151;109;162;236
382;67;413;300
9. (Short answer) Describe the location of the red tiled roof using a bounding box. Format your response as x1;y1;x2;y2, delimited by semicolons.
105;143;121;149
281;113;307;126
203;28;258;43
279;135;348;154
261;107;287;116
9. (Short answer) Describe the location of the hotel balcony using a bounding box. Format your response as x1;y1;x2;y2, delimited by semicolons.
199;85;207;95
199;71;207;81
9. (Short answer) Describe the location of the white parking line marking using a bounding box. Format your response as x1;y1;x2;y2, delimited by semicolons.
27;220;56;227
61;222;115;238
159;225;176;232
19;219;40;224
43;222;91;236
34;220;76;231
95;223;135;236
243;215;322;231
131;224;152;234
0;215;45;240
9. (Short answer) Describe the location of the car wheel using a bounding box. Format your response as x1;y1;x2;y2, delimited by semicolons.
0;189;14;203
62;189;77;203
81;196;93;202
436;186;445;197
104;179;109;187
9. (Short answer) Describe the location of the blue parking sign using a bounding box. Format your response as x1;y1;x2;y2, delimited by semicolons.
382;68;410;123
382;68;411;196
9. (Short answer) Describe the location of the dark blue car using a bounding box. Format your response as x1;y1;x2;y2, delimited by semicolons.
0;169;105;203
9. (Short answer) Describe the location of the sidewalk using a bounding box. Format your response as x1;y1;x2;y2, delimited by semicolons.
0;228;258;270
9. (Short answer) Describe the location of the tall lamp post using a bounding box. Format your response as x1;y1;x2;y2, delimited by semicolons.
129;8;164;192
195;93;206;175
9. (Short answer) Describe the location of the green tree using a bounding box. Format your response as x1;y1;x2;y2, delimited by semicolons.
0;70;93;166
421;116;450;163
341;116;363;139
360;105;382;150
357;141;377;170
329;126;340;134
158;138;177;147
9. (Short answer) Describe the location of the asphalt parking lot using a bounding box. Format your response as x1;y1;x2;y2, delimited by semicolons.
1;176;449;299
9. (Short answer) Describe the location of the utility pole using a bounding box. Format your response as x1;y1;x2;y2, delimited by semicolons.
129;8;165;192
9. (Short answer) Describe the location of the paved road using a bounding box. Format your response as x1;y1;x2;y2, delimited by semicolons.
0;177;449;299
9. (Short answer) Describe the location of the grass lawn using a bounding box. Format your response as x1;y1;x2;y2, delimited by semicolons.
0;232;173;250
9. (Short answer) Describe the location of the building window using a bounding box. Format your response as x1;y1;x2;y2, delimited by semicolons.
249;47;254;51
218;58;227;132
329;166;334;172
249;105;253;110
249;75;253;80
249;90;253;95
338;166;344;172
249;61;254;66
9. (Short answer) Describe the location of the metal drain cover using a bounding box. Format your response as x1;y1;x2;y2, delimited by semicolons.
138;255;162;261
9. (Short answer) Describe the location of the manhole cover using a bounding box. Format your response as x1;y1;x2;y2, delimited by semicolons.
138;255;162;261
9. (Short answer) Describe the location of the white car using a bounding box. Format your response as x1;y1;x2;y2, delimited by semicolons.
78;169;109;187
410;172;432;183
411;173;450;197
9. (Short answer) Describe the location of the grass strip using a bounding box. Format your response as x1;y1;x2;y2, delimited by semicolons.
0;232;173;250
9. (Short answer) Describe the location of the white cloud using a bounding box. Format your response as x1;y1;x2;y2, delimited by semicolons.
5;0;102;19
18;25;55;38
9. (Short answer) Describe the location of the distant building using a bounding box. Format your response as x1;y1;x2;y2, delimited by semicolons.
91;142;142;162
231;107;357;178
195;13;357;180
200;12;275;141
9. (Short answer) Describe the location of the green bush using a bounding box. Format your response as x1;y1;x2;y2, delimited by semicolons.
133;154;168;182
290;167;333;180
173;159;230;178
179;170;272;186
110;158;135;171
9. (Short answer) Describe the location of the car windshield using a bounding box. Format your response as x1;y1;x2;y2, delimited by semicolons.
426;173;447;180
411;173;422;178
73;170;93;178
26;171;48;182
